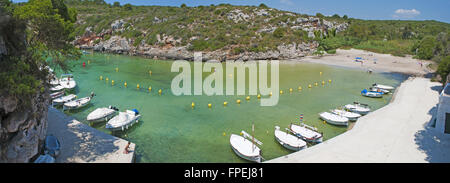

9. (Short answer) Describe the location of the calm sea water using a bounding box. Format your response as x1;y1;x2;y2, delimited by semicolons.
53;53;407;163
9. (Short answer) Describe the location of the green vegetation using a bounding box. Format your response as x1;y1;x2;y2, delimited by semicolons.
0;0;80;105
66;0;449;82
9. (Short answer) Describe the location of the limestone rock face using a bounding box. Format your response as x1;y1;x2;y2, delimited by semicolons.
0;91;49;163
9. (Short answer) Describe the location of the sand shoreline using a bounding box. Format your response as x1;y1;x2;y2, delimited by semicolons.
286;48;433;76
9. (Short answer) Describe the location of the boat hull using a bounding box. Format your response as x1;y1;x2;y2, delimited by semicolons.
274;136;307;151
106;115;141;131
320;113;348;126
289;124;323;143
230;144;262;163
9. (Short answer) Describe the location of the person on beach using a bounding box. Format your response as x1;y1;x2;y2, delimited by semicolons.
124;142;131;154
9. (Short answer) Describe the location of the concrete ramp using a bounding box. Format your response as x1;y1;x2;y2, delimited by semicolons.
268;78;450;163
47;107;135;163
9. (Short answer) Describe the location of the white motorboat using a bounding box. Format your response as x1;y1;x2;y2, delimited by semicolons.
87;106;119;123
63;97;91;110
361;89;382;98
344;102;371;115
50;91;65;99
331;109;361;121
50;85;65;92
105;109;141;131
372;83;394;90
59;74;76;90
289;123;323;143
230;134;263;163
274;126;307;151
52;94;77;106
49;76;60;86
369;87;389;94
319;112;349;126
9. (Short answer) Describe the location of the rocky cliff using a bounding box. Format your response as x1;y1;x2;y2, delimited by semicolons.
73;5;347;60
0;91;49;163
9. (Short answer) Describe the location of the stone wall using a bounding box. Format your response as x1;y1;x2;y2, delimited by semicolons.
0;90;49;163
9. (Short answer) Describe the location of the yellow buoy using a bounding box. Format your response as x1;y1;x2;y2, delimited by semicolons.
314;82;318;86
148;86;152;92
322;81;325;85
280;90;283;94
257;94;261;99
88;60;90;64
320;71;323;75
158;89;162;95
111;80;115;86
289;88;293;92
240;132;243;136
329;79;332;83
124;82;127;87
236;99;241;104
100;76;103;80
308;84;312;88
223;132;226;136
191;102;195;108
269;92;273;96
224;101;228;106
137;84;140;89
149;70;152;75
323;120;326;124
246;96;250;100
208;103;212;108
105;77;109;83
115;67;119;72
298;86;302;90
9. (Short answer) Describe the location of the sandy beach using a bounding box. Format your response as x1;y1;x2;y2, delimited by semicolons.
293;48;433;76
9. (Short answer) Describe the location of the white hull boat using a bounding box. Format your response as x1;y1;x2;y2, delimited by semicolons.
50;91;65;99
63;97;91;110
344;103;371;115
50;85;65;92
289;123;323;143
105;109;141;131
370;87;389;94
274;126;307;151
50;76;59;86
319;112;349;126
52;94;77;106
361;89;382;98
59;77;76;90
331;109;361;121
372;83;394;90
87;106;118;123
230;134;262;163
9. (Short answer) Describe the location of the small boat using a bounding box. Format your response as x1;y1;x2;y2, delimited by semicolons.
230;133;263;163
105;109;141;131
59;74;76;90
44;135;61;157
344;102;371;115
49;76;60;86
369;87;389;94
372;83;394;90
274;126;307;151
52;94;77;106
87;106;119;123
331;109;361;121
50;91;65;99
361;89;382;98
50;85;65;92
63;96;91;110
319;112;349;126
34;154;55;163
289;123;323;143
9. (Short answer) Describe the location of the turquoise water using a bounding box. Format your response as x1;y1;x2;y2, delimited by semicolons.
53;53;407;163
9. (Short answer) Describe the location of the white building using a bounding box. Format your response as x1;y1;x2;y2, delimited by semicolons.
435;83;450;134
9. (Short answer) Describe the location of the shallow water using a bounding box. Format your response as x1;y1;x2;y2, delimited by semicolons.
53;53;407;163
